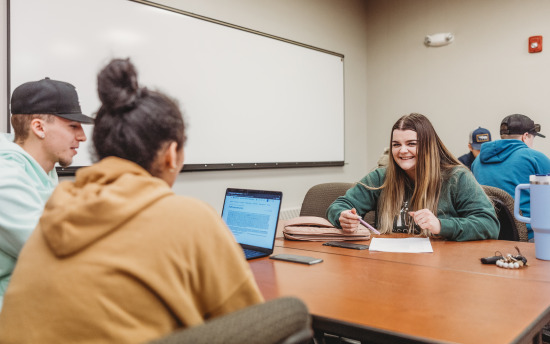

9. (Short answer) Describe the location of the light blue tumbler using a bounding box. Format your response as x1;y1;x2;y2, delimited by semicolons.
515;174;550;260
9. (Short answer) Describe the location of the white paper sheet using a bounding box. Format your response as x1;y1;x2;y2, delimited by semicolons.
369;237;433;253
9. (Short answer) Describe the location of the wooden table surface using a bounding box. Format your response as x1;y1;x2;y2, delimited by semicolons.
275;236;550;283
250;235;550;343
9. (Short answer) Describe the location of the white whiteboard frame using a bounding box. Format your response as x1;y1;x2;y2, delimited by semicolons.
7;0;345;174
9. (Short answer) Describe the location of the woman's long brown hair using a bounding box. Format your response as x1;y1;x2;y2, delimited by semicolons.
375;113;460;235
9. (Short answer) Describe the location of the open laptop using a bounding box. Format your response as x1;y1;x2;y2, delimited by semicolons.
221;188;283;260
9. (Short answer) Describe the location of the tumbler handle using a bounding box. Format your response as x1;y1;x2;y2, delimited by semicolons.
514;184;530;224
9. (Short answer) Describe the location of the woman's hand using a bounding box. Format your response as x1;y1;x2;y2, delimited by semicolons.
409;209;441;235
339;208;360;233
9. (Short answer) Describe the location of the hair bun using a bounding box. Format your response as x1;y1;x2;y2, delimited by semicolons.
97;58;140;112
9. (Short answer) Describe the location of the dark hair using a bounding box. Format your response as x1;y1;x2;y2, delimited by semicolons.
93;58;186;175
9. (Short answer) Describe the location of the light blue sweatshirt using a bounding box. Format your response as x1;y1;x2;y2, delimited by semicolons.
472;139;550;240
0;133;58;310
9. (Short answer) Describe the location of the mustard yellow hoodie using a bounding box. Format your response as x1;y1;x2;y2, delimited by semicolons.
0;157;263;343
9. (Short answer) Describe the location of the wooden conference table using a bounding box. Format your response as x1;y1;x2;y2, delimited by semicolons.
249;235;550;344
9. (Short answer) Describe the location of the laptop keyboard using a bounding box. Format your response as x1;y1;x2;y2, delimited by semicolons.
243;248;265;259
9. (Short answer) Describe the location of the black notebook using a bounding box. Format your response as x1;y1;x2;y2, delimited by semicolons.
221;188;283;260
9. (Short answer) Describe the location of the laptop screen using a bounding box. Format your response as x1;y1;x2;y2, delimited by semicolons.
221;188;282;250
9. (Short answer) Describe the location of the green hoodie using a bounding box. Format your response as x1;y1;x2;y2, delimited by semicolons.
327;166;499;241
0;133;58;310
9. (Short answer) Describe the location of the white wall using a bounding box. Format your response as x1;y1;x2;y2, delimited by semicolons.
0;1;6;133
365;0;550;167
155;0;370;212
5;0;549;214
1;0;370;212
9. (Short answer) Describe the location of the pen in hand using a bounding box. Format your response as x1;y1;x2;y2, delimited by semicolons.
357;216;381;235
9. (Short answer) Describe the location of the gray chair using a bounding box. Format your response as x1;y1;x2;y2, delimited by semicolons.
299;182;354;220
481;185;528;242
300;182;376;226
147;297;313;344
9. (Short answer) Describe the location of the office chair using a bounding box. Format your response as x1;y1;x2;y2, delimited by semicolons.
300;183;354;219
481;185;528;242
300;182;376;226
147;297;313;344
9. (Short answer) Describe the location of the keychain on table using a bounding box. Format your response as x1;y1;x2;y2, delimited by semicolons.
480;246;528;269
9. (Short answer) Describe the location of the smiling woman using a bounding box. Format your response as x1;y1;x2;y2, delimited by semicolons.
391;129;418;180
326;113;500;242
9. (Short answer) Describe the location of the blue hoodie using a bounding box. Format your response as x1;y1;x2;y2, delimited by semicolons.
472;139;550;239
0;133;58;310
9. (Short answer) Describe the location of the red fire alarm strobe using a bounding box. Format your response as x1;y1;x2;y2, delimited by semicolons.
529;36;542;53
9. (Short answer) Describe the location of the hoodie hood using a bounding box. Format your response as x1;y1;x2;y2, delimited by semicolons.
478;139;529;165
0;133;58;193
39;157;173;257
0;132;16;151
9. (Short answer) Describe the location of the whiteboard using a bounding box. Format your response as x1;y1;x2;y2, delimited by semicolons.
8;0;345;173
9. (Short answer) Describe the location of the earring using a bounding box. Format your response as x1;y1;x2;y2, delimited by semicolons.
169;167;177;173
40;133;45;139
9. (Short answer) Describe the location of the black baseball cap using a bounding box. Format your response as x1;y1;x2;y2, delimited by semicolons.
10;77;94;124
500;114;545;138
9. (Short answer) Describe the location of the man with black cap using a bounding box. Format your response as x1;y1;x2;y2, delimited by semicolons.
472;114;550;241
0;78;94;309
458;127;492;170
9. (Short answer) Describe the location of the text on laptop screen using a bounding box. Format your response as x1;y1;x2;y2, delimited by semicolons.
222;190;282;249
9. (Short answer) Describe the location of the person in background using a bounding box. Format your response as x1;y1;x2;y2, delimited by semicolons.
374;147;390;169
458;127;491;170
0;78;93;310
327;113;498;241
472;114;550;241
0;58;263;343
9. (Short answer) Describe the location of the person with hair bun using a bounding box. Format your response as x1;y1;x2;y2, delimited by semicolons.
0;58;263;343
327;113;499;241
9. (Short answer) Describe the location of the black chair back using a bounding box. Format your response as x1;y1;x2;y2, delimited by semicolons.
481;185;528;242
